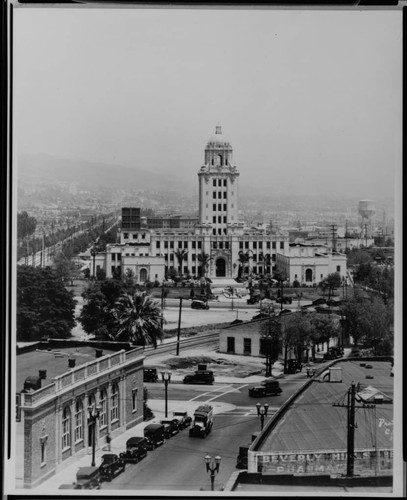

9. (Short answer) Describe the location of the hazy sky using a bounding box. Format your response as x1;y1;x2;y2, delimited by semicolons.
14;6;402;200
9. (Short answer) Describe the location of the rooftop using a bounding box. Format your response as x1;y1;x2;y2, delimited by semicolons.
16;345;117;392
257;359;393;454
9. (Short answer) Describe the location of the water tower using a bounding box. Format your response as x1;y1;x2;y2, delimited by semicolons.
358;199;375;242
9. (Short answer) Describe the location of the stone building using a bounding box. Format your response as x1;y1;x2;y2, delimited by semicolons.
93;126;291;282
16;344;144;488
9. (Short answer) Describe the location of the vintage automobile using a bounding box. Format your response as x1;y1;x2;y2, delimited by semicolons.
143;368;158;382
285;359;303;374
173;411;192;429
119;437;149;463
143;423;166;449
191;299;210;310
99;454;126;482
72;466;101;489
323;346;344;360
248;379;282;398
183;370;214;385
161;418;180;438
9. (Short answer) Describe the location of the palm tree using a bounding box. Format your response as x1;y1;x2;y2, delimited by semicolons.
197;252;213;278
112;291;164;347
258;252;271;276
236;250;253;280
174;248;188;276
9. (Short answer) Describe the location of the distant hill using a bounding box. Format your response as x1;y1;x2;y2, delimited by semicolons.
17;154;194;194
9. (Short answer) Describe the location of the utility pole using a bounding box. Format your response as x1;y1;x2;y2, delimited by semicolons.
176;297;182;355
364;223;368;247
333;382;374;477
345;220;348;251
331;224;337;252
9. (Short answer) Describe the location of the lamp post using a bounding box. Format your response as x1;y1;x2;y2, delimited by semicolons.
90;244;96;279
256;402;269;430
88;405;101;466
161;371;172;418
204;455;221;491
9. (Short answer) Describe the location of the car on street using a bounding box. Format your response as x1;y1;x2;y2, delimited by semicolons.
143;423;166;449
183;370;214;385
120;437;149;464
143;368;158;382
323;346;344;360
72;466;101;489
191;299;209;310
161;418;180;438
99;454;126;482
248;379;282;398
173;411;192;429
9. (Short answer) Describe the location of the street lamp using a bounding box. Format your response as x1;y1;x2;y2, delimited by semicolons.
256;402;269;430
204;455;221;491
90;244;96;279
161;371;172;418
88;405;101;466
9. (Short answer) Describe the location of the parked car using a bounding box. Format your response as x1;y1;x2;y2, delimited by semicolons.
183;370;215;385
191;299;209;310
285;359;302;374
143;423;166;449
143;368;158;382
120;437;149;464
248;379;282;398
99;454;126;482
173;411;192;429
161;418;180;438
73;466;101;489
323;346;344;360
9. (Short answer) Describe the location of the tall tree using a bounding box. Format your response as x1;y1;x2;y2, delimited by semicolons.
112;291;164;347
236;250;252;280
319;272;341;300
197;252;213;278
17;211;37;240
79;278;126;337
17;265;76;341
174;248;188;275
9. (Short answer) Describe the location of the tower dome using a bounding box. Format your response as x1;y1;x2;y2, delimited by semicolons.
206;125;231;147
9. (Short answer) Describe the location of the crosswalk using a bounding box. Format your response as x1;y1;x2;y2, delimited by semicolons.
216;406;279;417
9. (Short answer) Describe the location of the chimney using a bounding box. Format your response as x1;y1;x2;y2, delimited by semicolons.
68;358;76;368
39;369;47;380
95;349;103;358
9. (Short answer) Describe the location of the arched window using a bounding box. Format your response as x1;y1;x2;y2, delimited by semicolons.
74;401;83;442
110;384;119;422
140;268;147;283
99;389;107;428
62;406;71;450
305;268;313;282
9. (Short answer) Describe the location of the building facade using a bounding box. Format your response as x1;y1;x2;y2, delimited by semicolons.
17;347;144;488
276;243;347;286
93;127;291;282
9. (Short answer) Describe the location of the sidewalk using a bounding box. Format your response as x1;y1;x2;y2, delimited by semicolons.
32;353;345;491
32;370;280;492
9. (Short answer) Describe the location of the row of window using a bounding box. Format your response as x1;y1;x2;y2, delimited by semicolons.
212;191;227;199
213;216;227;224
239;241;285;250
213;203;228;211
61;385;122;452
213;178;228;186
123;233;147;240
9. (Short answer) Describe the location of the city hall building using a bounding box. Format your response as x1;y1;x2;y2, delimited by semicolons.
92;127;346;285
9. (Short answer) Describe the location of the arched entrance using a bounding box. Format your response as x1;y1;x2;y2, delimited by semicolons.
305;268;313;283
140;268;148;283
216;258;226;277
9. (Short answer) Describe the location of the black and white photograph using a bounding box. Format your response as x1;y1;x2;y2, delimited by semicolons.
4;1;403;497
